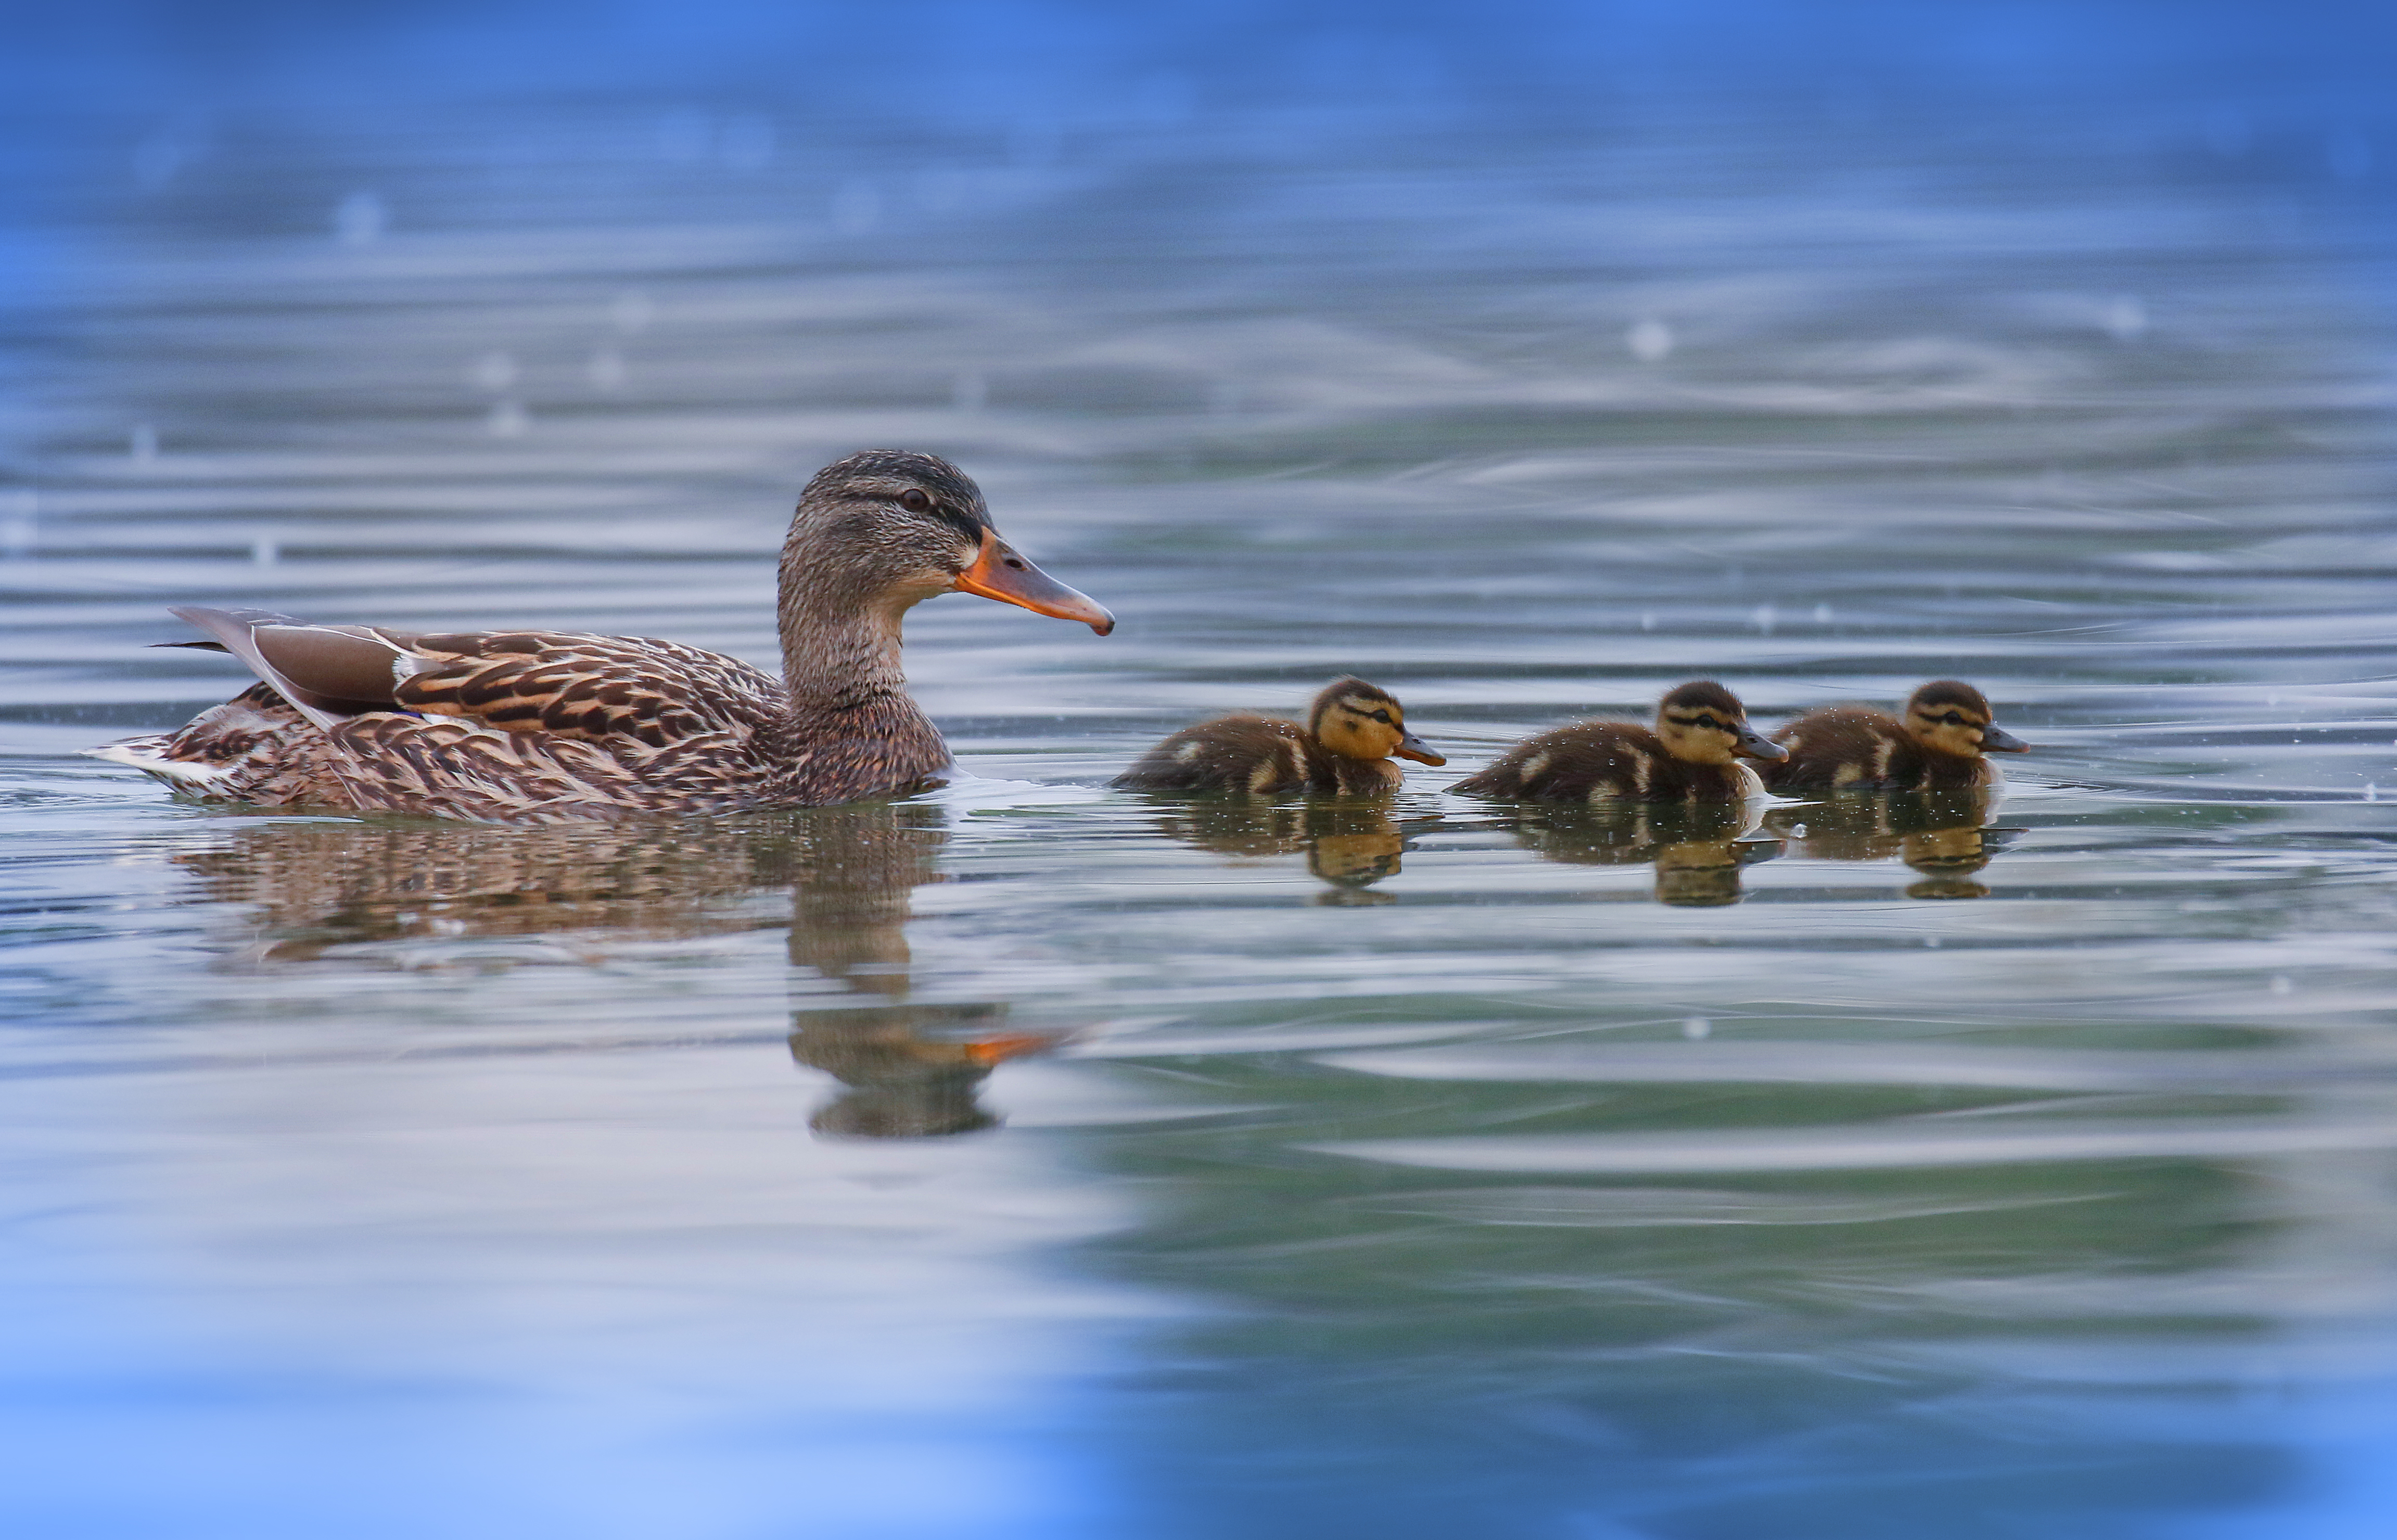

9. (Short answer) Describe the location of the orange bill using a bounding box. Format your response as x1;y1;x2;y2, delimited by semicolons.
954;533;1115;635
1394;728;1446;766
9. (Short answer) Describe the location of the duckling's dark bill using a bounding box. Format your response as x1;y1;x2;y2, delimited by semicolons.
1395;729;1445;766
1732;723;1788;761
1979;725;2031;752
954;535;1115;635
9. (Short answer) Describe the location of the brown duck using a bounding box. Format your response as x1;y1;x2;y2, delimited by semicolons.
1764;680;2029;791
1113;677;1444;795
90;450;1113;822
1453;681;1786;802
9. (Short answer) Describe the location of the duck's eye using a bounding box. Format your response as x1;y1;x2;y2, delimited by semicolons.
1942;712;1967;726
1371;710;1393;724
1694;715;1720;732
899;489;933;514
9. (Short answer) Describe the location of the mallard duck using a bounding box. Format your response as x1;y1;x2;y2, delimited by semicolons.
1452;681;1785;801
1112;677;1444;795
1764;680;2028;791
89;450;1113;823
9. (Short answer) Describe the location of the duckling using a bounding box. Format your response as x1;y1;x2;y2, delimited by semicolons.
1453;681;1786;802
88;450;1114;823
1113;677;1445;795
1765;680;2029;791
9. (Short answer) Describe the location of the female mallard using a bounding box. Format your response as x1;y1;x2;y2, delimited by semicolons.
1452;681;1785;801
92;450;1113;823
1112;677;1444;795
1764;680;2028;791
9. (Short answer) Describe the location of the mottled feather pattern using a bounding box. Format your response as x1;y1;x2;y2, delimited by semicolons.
1114;716;1399;796
393;632;783;750
1768;707;1991;791
1455;720;1754;802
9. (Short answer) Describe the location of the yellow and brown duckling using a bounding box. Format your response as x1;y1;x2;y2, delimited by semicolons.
1454;681;1786;802
1764;680;2028;792
89;450;1114;823
1113;677;1444;795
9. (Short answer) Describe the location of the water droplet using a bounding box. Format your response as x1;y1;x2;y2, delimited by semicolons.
1681;1017;1710;1040
334;191;386;246
1790;823;1808;838
1812;604;1832;624
470;352;518;392
1750;604;1776;635
1627;319;1674;363
1638;612;1656;632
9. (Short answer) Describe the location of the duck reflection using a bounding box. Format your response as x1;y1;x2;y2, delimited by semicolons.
173;805;1047;1137
1505;801;1781;907
1147;798;1411;903
1761;789;2020;899
781;805;1055;1138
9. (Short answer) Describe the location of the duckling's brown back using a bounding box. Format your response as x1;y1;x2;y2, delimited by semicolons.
1455;720;1664;801
1766;705;1914;790
1114;715;1316;794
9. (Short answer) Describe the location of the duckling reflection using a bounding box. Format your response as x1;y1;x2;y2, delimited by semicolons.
1762;789;2021;900
174;815;801;959
1146;798;1411;903
781;804;1057;1138
171;806;1047;1137
1505;801;1781;907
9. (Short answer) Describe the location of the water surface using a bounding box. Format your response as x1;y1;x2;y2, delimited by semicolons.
5;88;2397;1538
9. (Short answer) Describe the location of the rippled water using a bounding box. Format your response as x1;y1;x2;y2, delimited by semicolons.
6;92;2397;1537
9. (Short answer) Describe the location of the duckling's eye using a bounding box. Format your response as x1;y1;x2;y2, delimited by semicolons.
1693;715;1721;732
1371;710;1393;724
1941;712;1968;726
898;489;933;514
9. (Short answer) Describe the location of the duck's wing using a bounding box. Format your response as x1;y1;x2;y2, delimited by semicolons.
169;606;782;750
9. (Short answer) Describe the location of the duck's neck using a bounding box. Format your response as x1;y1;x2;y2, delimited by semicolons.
777;573;915;716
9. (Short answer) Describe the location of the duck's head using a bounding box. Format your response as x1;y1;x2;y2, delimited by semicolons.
1905;681;2028;759
786;450;1113;634
1309;677;1445;766
1653;681;1786;765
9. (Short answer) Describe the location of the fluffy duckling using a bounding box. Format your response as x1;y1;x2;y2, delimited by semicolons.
1453;681;1786;802
1114;677;1444;795
1765;680;2028;791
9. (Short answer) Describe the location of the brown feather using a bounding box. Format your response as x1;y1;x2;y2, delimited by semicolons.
97;451;1086;823
1765;705;1992;791
1454;720;1754;802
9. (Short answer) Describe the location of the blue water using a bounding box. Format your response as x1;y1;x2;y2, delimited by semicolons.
4;6;2397;1537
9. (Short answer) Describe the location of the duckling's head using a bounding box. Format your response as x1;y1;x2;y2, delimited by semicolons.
1308;678;1445;766
1653;681;1787;766
1905;681;2029;759
786;450;1112;634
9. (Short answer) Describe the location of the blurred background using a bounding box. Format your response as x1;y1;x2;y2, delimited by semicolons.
4;3;2397;1538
